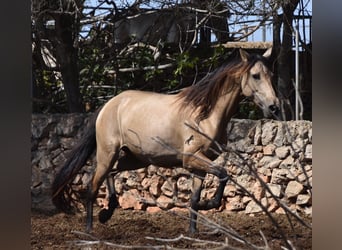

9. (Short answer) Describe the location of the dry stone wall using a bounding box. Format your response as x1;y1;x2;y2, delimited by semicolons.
31;114;312;216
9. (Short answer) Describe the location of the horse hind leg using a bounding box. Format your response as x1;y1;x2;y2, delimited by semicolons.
98;176;118;223
97;147;149;224
86;147;119;233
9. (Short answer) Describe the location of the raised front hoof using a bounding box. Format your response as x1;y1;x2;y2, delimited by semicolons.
98;208;114;224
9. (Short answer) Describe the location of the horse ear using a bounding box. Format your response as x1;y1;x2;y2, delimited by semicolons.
239;49;249;62
263;47;272;59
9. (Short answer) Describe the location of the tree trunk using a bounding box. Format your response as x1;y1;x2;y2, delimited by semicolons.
275;0;300;120
54;13;84;113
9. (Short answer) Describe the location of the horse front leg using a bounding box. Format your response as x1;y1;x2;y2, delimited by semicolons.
189;172;205;234
185;151;229;233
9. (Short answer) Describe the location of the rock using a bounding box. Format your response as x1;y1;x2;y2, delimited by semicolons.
266;184;282;198
224;184;237;197
296;194;312;205
280;155;295;167
259;156;276;167
119;189;145;210
303;206;312;216
149;175;163;196
275;207;286;214
263;144;276;155
271;168;289;184
114;178;124;194
257;167;272;177
141;177;151;190
267;159;283;169
292;137;305;153
242;196;252;204
146;206;162;213
225;196;244;211
275;146;290;159
156;195;174;209
177;176;192;192
236;174;253;191
273;123;286;146
245;200;263;214
261;122;276;145
253;121;262;145
252;182;265;200
304;144;312;160
161;180;174;197
285;181;304;198
263;197;279;212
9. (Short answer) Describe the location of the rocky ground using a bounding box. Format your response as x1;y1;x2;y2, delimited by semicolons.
31;208;311;249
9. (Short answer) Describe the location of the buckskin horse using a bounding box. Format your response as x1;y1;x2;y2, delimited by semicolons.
52;48;280;233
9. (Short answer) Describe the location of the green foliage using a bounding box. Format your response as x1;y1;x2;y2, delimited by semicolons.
237;101;264;120
32;70;67;113
174;51;199;77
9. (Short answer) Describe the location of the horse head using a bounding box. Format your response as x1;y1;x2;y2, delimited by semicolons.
240;48;280;119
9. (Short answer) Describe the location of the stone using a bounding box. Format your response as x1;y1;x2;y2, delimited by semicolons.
266;183;282;198
177;191;191;202
261;122;276;145
263;144;276;155
259;156;277;167
114;178;124;194
146;206;162;213
252;182;265;200
242;196;252;204
264;197;279;212
296;194;312;205
156;195;174;209
285;181;304;198
225;196;244;211
223;184;237;197
273;123;286;146
149;175;163;196
119;189;145;210
271;168;289;184
245;200;263;214
236;174;253;190
253;122;262;145
275;146;290;159
257;167;272;177
266;159;282;169
304;144;312;160
275;207;286;214
177;176;192;192
280;155;295;167
141;177;151;190
161;180;174;197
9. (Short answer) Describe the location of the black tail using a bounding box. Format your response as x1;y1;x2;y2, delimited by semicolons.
51;110;100;212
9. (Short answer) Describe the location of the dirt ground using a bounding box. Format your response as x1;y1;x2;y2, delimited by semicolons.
31;208;311;249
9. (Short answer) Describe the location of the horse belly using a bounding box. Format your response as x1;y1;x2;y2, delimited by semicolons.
117;91;185;167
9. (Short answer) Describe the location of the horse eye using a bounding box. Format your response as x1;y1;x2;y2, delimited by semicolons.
252;73;260;80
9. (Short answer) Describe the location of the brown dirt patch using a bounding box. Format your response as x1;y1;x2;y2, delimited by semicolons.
31;208;311;249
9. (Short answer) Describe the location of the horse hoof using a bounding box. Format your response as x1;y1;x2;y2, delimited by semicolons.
98;208;113;223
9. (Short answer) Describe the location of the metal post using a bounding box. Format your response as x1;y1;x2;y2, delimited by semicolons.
262;0;266;41
295;22;299;120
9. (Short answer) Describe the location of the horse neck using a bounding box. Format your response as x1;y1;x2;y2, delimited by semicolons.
208;83;242;127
